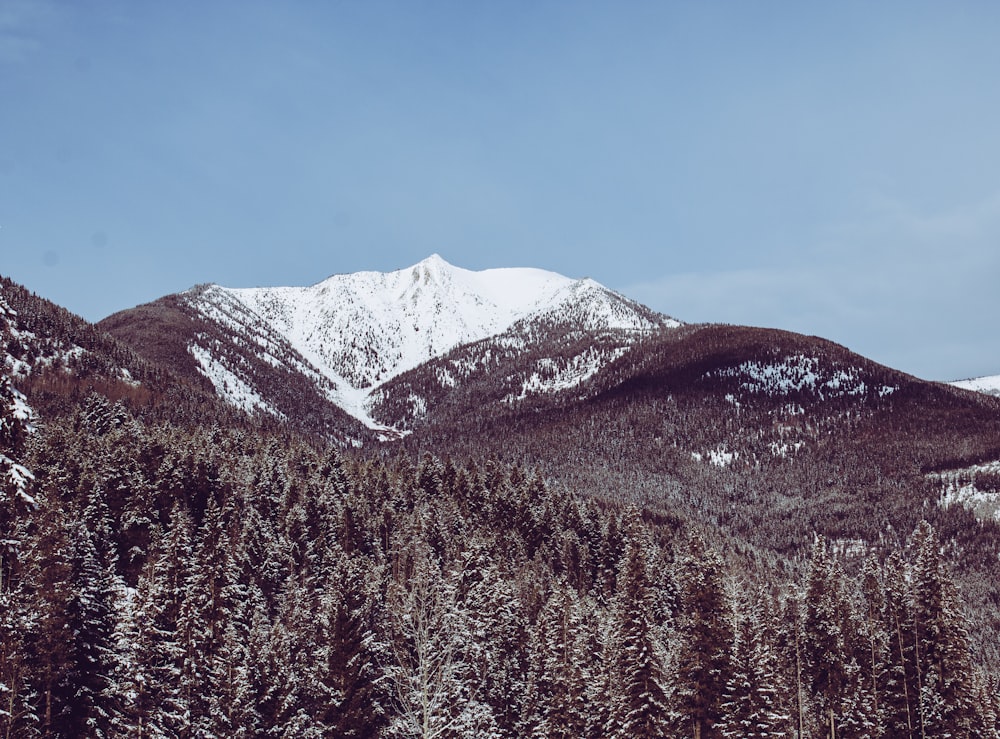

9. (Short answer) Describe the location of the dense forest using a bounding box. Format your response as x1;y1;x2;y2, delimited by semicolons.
2;376;998;738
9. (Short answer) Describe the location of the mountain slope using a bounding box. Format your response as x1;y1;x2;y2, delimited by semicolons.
402;323;1000;560
100;255;679;441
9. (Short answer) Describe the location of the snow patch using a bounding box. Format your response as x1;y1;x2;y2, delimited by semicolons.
950;375;1000;397
934;460;1000;521
189;343;283;419
770;440;805;458
1;454;36;506
691;447;738;467
715;355;895;399
505;347;628;403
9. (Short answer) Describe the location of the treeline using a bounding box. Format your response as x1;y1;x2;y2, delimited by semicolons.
1;387;998;738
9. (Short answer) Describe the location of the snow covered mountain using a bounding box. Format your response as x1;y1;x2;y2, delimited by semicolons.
950;375;1000;398
100;255;679;442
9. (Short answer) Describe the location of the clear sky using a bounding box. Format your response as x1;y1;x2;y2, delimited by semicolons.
2;1;999;381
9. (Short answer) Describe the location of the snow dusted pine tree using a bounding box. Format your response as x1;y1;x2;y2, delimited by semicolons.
526;580;590;739
880;551;917;737
801;536;878;738
22;499;119;737
910;521;975;737
385;537;500;739
176;496;236;736
673;535;733;739
454;542;528;737
859;554;888;737
0;372;36;737
607;532;671;738
718;587;789;738
802;537;851;739
112;516;190;738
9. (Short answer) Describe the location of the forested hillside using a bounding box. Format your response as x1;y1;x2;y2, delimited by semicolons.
1;388;997;737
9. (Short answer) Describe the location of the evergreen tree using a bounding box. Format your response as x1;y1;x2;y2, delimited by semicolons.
673;535;733;739
112;522;188;738
22;500;119;738
802;538;848;739
526;581;589;739
910;521;974;737
880;551;917;739
314;551;386;738
608;533;671;738
455;542;528;736
176;496;236;736
859;554;888;737
0;373;36;737
384;537;499;738
719;587;789;738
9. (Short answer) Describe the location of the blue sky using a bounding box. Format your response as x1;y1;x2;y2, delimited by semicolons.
2;1;999;380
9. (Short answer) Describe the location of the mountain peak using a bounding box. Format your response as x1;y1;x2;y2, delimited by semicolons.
409;253;453;288
138;257;680;433
418;252;449;268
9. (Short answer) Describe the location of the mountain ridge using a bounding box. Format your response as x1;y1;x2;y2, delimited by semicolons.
100;254;680;440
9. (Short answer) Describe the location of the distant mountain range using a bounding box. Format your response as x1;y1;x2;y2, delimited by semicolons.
93;255;1000;533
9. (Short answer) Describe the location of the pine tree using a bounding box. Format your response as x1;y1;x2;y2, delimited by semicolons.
880;551;917;739
314;551;386;738
673;535;733;739
114;501;196;737
22;499;119;738
859;554;888;737
455;542;528;736
176;496;236;735
384;537;498;738
526;581;589;739
802;538;851;739
0;373;36;737
910;521;974;737
719;587;789;738
607;533;671;738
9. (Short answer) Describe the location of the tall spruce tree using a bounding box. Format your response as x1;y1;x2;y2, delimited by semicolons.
881;551;917;738
0;373;35;737
910;521;975;737
802;538;850;739
608;532;671;738
673;535;733;739
526;581;590;739
719;587;789;738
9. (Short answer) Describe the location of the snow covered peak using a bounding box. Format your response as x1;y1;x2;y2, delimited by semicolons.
181;255;679;429
207;257;585;387
414;252;449;274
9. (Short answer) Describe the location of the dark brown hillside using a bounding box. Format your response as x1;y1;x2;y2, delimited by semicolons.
1;275;228;425
101;288;378;445
98;294;213;392
392;322;1000;662
402;323;1000;548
